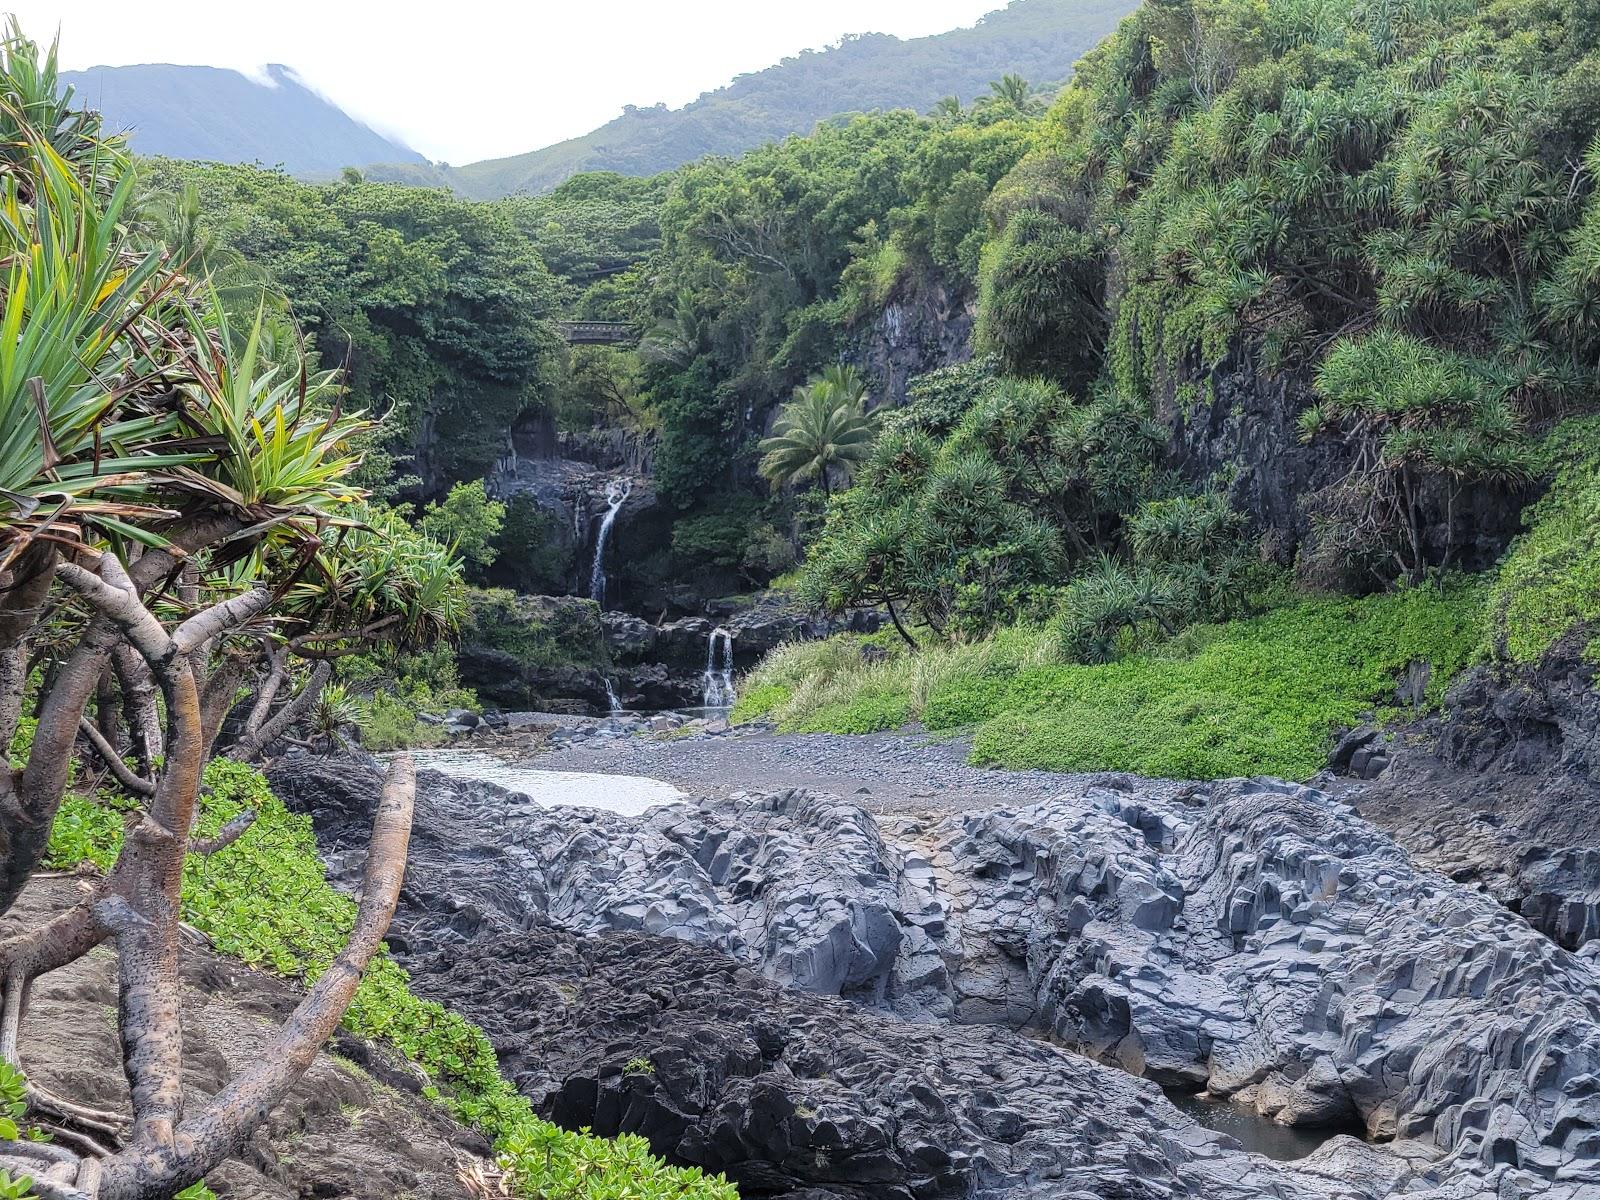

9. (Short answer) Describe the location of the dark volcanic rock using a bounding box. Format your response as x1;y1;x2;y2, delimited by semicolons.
1349;633;1600;950
410;925;1384;1200
1163;347;1527;575
272;753;1600;1198
845;275;974;411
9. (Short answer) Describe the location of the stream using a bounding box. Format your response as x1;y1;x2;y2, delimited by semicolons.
403;748;682;817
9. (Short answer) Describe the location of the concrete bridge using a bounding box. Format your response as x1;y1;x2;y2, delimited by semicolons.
557;320;636;345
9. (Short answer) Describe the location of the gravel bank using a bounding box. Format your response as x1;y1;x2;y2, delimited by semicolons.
535;725;1089;815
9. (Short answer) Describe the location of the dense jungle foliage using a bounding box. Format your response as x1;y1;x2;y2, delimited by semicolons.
138;0;1600;778
1;20;734;1196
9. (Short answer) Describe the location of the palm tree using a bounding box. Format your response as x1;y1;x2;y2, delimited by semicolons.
987;73;1042;116
817;362;869;406
640;289;706;366
141;181;285;351
758;367;879;496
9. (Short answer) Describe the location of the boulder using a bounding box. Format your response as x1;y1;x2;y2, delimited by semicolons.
600;611;656;658
456;589;613;713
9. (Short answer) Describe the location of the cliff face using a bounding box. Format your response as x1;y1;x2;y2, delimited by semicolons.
1159;344;1531;576
847;276;975;411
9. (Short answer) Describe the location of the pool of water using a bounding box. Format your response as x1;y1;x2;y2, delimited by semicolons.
404;749;684;817
1164;1089;1355;1161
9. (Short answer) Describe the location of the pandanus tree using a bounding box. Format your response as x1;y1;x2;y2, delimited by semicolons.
0;27;457;1199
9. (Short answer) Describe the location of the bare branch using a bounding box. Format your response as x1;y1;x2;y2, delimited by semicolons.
198;657;246;760
112;642;163;773
188;811;256;856
244;644;289;735
231;661;331;763
55;559;172;671
172;587;271;656
95;756;415;1199
77;718;156;797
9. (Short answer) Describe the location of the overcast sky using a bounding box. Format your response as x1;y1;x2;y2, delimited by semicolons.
13;1;1009;164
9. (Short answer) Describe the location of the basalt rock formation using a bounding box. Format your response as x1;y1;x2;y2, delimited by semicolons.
1343;632;1600;953
411;926;1408;1200
271;752;1600;1199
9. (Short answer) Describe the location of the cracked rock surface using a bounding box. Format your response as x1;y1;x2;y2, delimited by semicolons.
271;752;1600;1199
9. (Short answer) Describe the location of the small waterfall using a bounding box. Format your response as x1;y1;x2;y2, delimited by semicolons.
703;627;736;709
604;676;623;716
588;477;631;607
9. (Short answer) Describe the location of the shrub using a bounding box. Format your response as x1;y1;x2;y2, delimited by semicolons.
358;692;447;752
1485;416;1600;662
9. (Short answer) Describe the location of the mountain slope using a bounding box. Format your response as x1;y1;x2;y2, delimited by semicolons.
425;0;1133;199
63;63;424;174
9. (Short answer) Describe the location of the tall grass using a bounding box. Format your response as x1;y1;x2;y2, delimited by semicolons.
733;624;1062;733
735;581;1484;781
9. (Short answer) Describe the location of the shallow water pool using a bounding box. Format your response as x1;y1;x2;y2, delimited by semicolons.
403;749;684;817
1165;1089;1357;1161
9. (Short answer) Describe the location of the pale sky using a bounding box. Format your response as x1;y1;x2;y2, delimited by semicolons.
13;1;1010;164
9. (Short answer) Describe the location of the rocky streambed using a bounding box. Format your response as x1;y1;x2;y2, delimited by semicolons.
270;748;1600;1200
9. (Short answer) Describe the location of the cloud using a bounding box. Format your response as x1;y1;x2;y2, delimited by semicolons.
9;0;1004;163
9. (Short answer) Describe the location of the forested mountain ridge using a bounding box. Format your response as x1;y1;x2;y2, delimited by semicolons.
63;62;425;174
411;0;1136;198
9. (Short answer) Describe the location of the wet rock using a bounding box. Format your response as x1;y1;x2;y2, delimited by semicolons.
844;274;974;410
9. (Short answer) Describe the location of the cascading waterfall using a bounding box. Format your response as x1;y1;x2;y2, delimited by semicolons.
588;477;632;607
604;676;623;716
703;627;736;709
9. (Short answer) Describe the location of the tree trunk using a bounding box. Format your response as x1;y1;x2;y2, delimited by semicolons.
884;598;919;650
231;661;332;764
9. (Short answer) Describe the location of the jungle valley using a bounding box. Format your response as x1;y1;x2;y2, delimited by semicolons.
4;1;1600;1199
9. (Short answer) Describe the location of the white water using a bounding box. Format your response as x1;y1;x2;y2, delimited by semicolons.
603;677;623;715
404;749;681;818
703;626;736;709
588;477;632;606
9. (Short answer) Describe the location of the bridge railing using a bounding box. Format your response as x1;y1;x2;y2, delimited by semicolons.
556;320;637;345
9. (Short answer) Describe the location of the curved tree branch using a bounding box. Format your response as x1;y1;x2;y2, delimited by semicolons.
188;810;256;857
230;660;331;763
77;718;156;797
94;756;415;1200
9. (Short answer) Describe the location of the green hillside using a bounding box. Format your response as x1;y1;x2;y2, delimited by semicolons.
422;0;1134;199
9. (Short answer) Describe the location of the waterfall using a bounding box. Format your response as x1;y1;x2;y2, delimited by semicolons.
588;477;631;607
604;676;623;716
703;627;736;709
